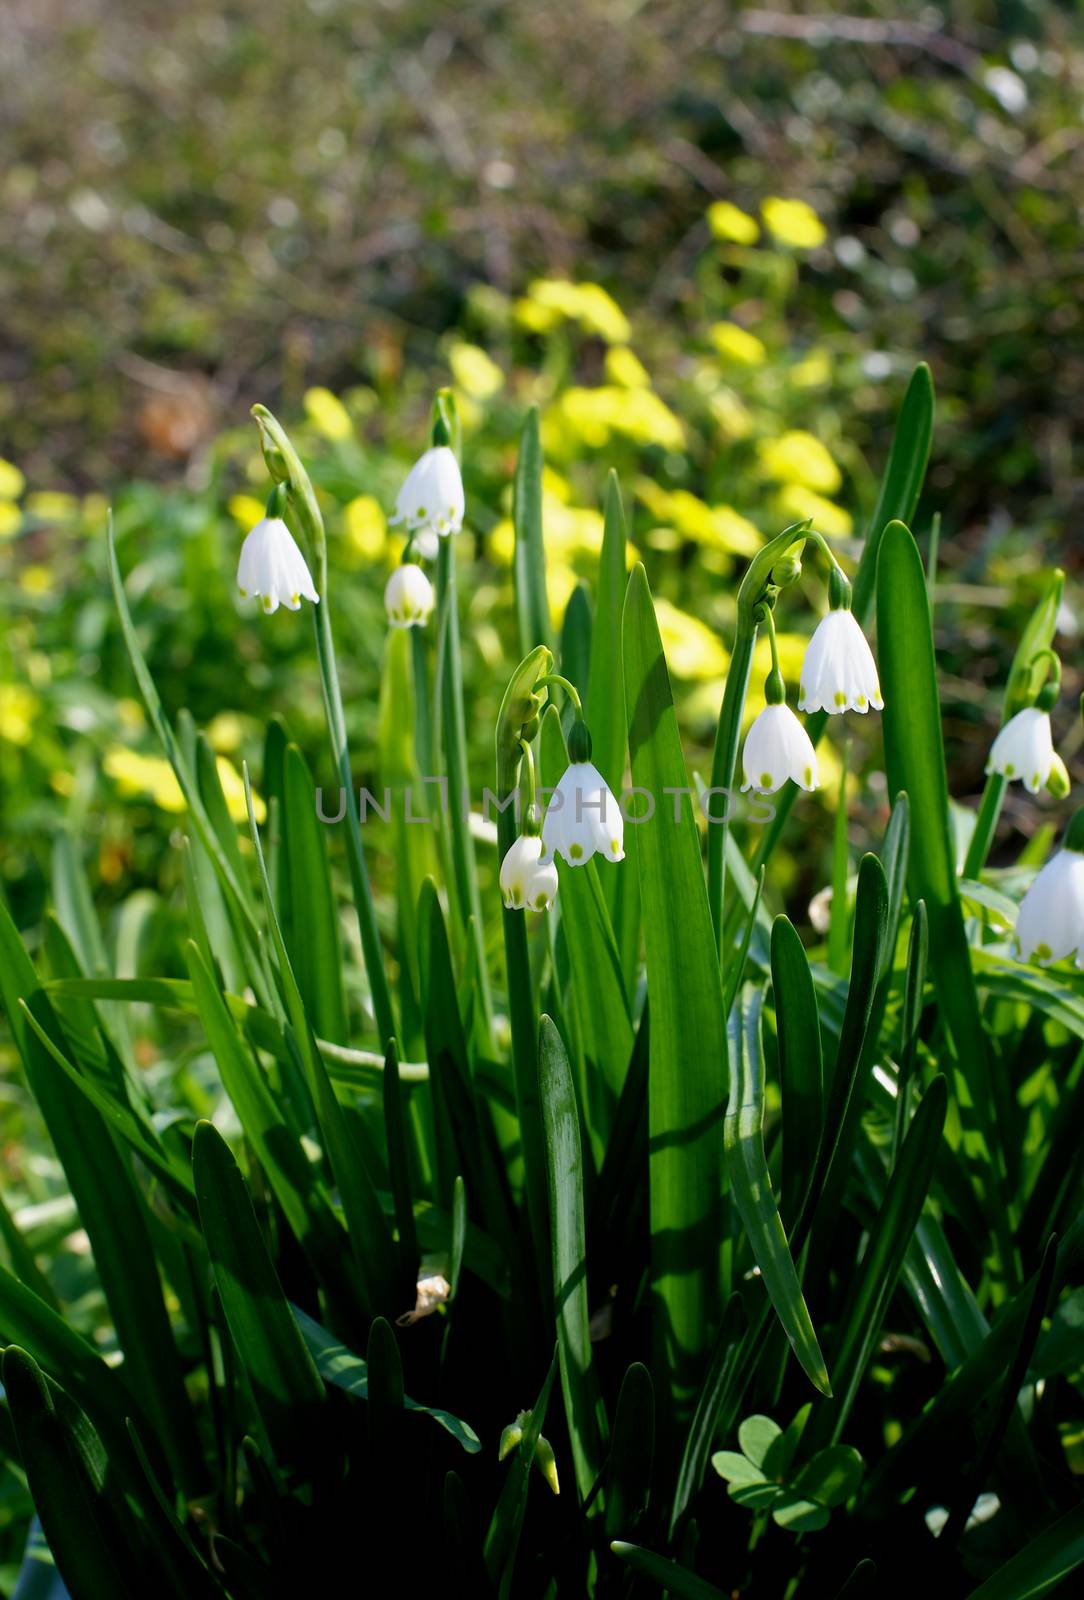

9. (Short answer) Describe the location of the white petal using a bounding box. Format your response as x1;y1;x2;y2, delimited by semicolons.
741;705;818;794
798;610;882;714
1015;849;1084;964
541;761;622;867
391;446;465;538
236;518;318;612
500;834;558;910
986;708;1054;794
384;564;435;628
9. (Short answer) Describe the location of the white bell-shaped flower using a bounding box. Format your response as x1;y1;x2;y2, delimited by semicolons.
541;761;625;868
500;833;559;911
986;706;1055;795
1015;845;1084;966
384;563;435;628
237;517;318;614
391;445;464;543
798;607;883;715
741;704;819;795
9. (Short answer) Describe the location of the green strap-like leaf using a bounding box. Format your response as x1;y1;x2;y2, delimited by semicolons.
771;917;823;1229
512;406;551;657
610;1542;727;1599
291;1302;481;1452
623;562;728;1428
965;1500;1084;1600
877;519;1015;1283
193;1120;325;1466
725;988;830;1396
538;1015;609;1504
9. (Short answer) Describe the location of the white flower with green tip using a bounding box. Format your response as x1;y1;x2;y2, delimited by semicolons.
986;706;1055;795
384;563;435;628
798;568;882;714
500;833;559;911
237;489;318;615
1015;819;1084;966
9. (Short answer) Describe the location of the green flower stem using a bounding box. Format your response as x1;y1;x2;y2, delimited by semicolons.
534;674;583;718
251;405;395;1048
435;523;496;1053
708;520;811;953
496;648;555;1312
961;773;1007;881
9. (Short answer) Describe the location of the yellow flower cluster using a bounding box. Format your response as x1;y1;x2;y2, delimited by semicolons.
103;747;264;823
635;481;761;560
515;280;631;345
544;386;685;455
707;197;827;251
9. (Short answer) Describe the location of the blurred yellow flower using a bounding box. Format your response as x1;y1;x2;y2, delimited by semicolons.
117;698;145;730
105;748;186;812
542;467;573;504
343;495;387;562
758;431;842;494
104;746;264;823
228;494;266;530
207;711;244;753
791;349;831;388
706;387;754;441
216;755;266;824
762;197;827;250
303;387;353;442
707;201;760;245
489;495;606;566
547;563;580;628
605;347;650;388
654;598;729;680
0;460;25;500
0;502;21;539
778;485;853;539
520;280;631;344
635;481;761;558
20;565;53;595
545;386;684;454
26;492;78;522
448;341;503;400
0;685;39;745
710;323;767;367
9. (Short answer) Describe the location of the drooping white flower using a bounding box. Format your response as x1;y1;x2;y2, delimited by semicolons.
798;608;883;715
237;517;319;614
741;704;819;795
384;563;435;628
500;833;559;911
390;445;464;543
986;707;1055;795
541;761;625;868
1014;847;1084;966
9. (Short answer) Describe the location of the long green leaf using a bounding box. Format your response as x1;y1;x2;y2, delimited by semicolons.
281;743;348;1044
725;988;830;1395
610;1542;727;1599
538;1015;609;1504
877;518;1015;1284
244;772;400;1317
512;406;551;656
670;1292;748;1534
966;1501;1084;1600
623;562;728;1428
0;895;201;1490
771;917;823;1229
807;1076;947;1450
291;1302;481;1453
2;1350;139;1600
193;1120;325;1467
605;1362;654;1540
